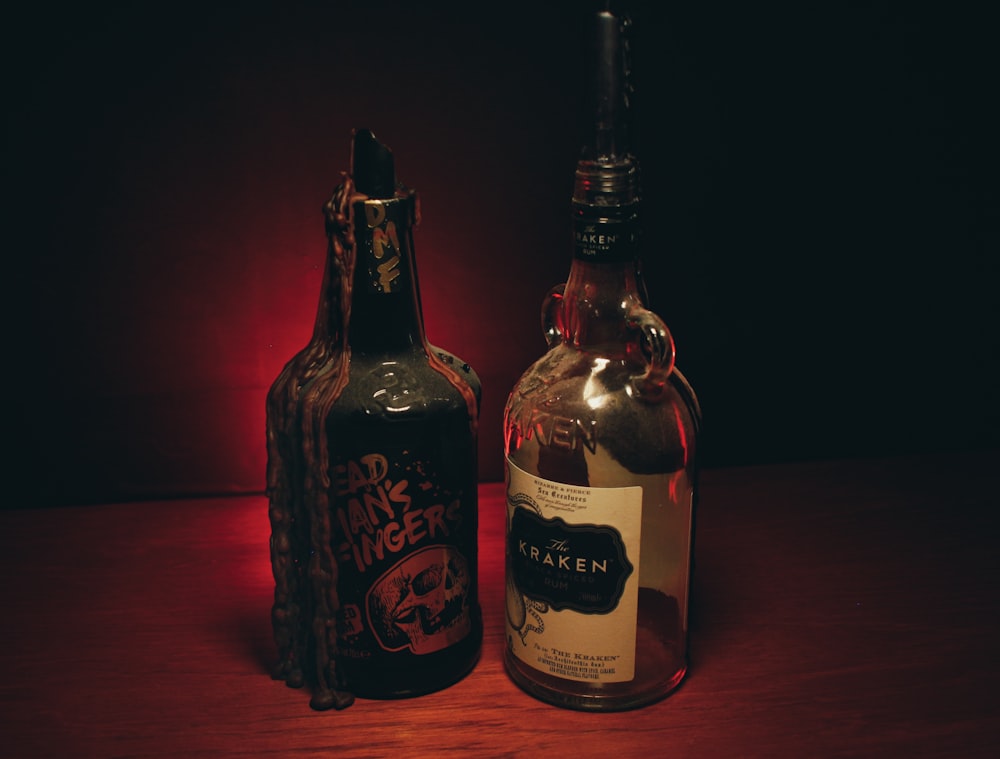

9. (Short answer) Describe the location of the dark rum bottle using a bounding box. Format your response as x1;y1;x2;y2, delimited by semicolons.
502;5;701;711
267;129;482;710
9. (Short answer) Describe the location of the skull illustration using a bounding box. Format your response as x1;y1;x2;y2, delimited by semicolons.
366;546;472;655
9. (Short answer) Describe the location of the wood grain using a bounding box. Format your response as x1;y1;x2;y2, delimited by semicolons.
2;451;997;758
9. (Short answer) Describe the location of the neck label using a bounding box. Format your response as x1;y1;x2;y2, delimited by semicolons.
573;214;639;262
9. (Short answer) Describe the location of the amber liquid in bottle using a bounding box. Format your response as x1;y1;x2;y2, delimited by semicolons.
267;129;482;710
502;5;701;711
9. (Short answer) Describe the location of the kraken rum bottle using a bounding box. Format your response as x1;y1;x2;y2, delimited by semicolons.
266;128;482;710
503;4;701;711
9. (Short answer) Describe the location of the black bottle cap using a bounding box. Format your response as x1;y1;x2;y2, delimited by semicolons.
574;3;639;206
351;128;396;199
583;2;633;162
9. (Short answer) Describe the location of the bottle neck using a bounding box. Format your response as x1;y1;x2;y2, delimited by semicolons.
561;200;645;351
561;4;647;351
344;192;427;354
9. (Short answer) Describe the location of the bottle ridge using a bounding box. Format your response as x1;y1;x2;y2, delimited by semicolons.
502;3;702;711
266;129;482;710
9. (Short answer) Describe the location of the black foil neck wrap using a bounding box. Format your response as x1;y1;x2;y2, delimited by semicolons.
571;199;639;262
352;128;396;199
581;4;633;163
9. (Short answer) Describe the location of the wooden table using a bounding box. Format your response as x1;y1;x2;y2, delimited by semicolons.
2;451;997;758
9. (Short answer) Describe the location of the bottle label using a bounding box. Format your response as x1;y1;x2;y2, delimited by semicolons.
572;214;639;262
331;448;474;659
505;459;641;683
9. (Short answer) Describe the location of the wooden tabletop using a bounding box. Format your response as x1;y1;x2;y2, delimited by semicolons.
2;451;997;758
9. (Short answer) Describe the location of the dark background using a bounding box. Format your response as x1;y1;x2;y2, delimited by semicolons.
6;1;997;507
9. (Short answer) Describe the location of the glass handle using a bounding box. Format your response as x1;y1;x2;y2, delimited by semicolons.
541;283;566;348
628;306;676;400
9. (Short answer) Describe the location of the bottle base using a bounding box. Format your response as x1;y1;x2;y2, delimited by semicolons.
350;653;481;700
343;623;483;700
504;655;688;712
503;649;687;712
502;588;689;710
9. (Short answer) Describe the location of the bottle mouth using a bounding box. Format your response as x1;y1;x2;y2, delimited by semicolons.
573;156;640;207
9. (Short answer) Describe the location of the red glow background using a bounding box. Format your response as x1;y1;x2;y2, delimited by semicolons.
7;1;998;507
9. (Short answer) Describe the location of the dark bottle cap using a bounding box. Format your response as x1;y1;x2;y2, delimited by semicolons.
586;3;629;163
574;3;640;207
351;128;396;199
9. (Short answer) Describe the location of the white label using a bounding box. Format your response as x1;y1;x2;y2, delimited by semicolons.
505;460;642;683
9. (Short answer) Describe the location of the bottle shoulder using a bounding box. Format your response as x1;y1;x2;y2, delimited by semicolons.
326;345;478;421
508;343;652;400
508;345;697;419
505;345;698;476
